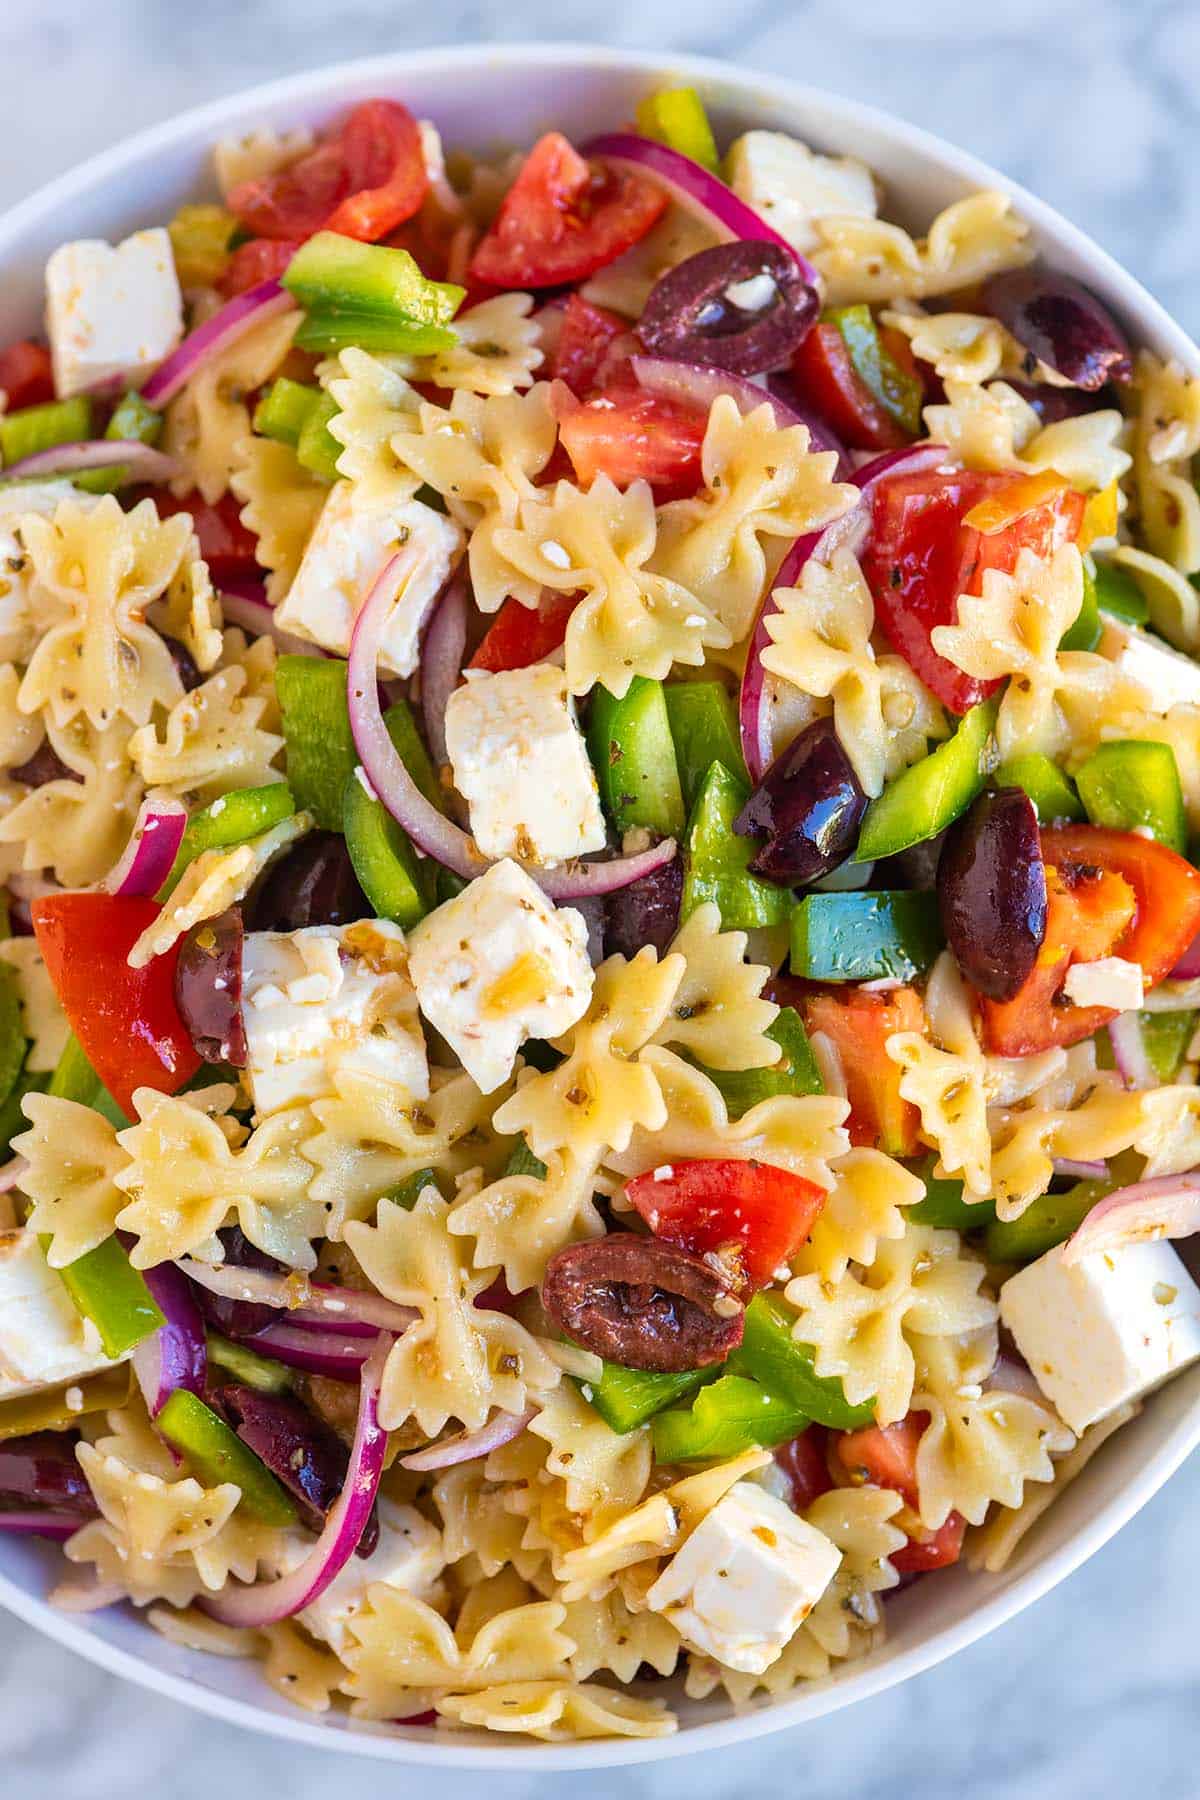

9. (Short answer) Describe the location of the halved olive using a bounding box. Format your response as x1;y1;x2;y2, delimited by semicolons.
637;241;819;377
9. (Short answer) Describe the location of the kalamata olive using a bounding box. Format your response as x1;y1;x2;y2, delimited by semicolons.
175;905;246;1065
637;242;819;377
10;740;80;787
542;1232;744;1372
872;829;947;893
604;855;683;958
216;1383;380;1555
0;1432;96;1514
165;635;203;693
192;1225;281;1337
766;372;851;474
1005;380;1108;427
734;718;867;886
247;829;368;931
937;788;1047;1001
983;269;1133;391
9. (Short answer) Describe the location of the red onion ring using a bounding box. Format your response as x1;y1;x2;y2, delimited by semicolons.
132;1262;207;1418
1062;1172;1200;1266
1107;1012;1157;1091
630;355;848;471
100;795;187;899
1;441;180;485
244;1321;374;1379
177;1258;418;1335
218;585;323;657
141;280;294;410
419;567;469;773
0;1511;88;1542
1051;1157;1108;1181
348;553;680;900
1170;927;1200;980
399;1403;537;1472
200;1332;390;1629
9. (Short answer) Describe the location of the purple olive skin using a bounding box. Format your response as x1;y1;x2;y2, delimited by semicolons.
1005;380;1107;427
10;740;80;787
0;1432;96;1514
247;830;368;931
734;718;867;886
937;788;1047;1002
637;242;819;377
175;905;247;1065
604;854;683;958
217;1384;379;1555
191;1225;282;1339
872;829;946;893
165;635;203;693
983;270;1133;391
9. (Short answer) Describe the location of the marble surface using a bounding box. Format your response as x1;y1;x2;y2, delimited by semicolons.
1;1;1199;1794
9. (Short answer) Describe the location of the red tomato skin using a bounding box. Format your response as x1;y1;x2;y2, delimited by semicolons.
774;1429;834;1511
0;339;55;409
790;321;909;452
218;237;303;298
468;591;580;673
550;295;631;397
981;826;1200;1055
890;1511;966;1573
558;387;706;500
835;1414;927;1511
147;490;259;584
227;100;428;244
32;894;201;1118
468;133;667;289
625;1157;827;1293
800;984;925;1156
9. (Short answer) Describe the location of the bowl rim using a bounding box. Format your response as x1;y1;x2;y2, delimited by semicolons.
1;38;1198;1771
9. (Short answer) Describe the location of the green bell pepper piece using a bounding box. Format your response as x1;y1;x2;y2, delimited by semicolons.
294;313;461;356
856;696;998;862
380;696;443;811
0;395;92;470
0;960;25;1110
157;1388;298;1524
56;1236;165;1359
587;677;685;838
0;1365;130;1441
984;1177;1110;1266
48;1031;127;1126
791;890;943;983
635;87;720;172
664;681;747;806
652;1373;808;1463
682;761;789;930
1140;1009;1197;1082
254;377;324;449
1092;556;1149;625
76;389;165;495
343;767;431;929
696;1007;823;1118
163;782;297;892
382;1166;447;1207
206;1331;293;1395
728;1293;876;1428
504;1138;548;1180
275;656;357;831
906;1157;996;1229
0;1065;47;1159
1059;555;1102;651
585;1362;712;1435
826;304;923;436
1075;740;1188;855
167;203;236;288
284;232;464;327
295;391;343;483
993;754;1084;823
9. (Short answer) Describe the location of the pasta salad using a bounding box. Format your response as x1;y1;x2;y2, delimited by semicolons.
1;85;1200;1744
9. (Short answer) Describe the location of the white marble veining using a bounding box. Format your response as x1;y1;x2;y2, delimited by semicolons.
2;1;1199;1793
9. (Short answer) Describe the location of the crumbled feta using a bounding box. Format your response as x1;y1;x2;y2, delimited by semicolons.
0;1230;121;1401
275;485;463;676
724;272;778;313
1062;956;1145;1013
0;482;98;663
45;228;183;398
646;1481;841;1674
1000;1240;1200;1433
272;1499;443;1657
1098;614;1200;711
444;664;606;867
726;131;878;254
408;858;593;1093
241;919;428;1116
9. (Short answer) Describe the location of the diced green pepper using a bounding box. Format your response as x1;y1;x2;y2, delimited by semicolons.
584;1363;712;1435
384;697;445;812
168;203;236;287
635;86;720;172
1059;555;1103;651
504;1138;548;1180
383;1166;447;1208
0;1364;130;1442
0;960;25;1110
856;697;998;862
55;1236;165;1359
157;1388;298;1524
696;1007;823;1117
984;1177;1111;1265
0;1065;47;1159
652;1373;808;1463
206;1331;293;1394
1092;556;1149;625
1075;740;1188;855
587;677;685;838
664;681;747;806
1140;1009;1196;1082
826;304;923;436
906;1157;996;1229
48;1031;127;1126
275;656;357;831
0;395;92;470
254;377;324;449
294;313;461;356
343;768;431;929
163;782;296;892
728;1293;876;1429
682;761;789;930
284;233;463;357
75;389;165;495
295;390;343;483
791;890;943;983
993;753;1084;823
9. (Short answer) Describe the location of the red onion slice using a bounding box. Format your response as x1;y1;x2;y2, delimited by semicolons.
100;794;187;899
348;553;680;901
0;1511;88;1542
177;1257;417;1335
246;1321;374;1379
1062;1172;1200;1266
420;567;469;773
141;280;294;410
218;585;324;658
1171;927;1200;980
1;440;181;485
1107;1012;1157;1091
132;1263;207;1418
630;354;842;448
581;132;816;282
399;1404;536;1472
1052;1157;1108;1181
201;1332;390;1629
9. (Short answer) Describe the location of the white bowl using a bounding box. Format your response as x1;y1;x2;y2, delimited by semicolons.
1;40;1197;1772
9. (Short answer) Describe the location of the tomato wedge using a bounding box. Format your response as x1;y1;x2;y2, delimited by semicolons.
890;1511;966;1572
549;294;632;397
861;469;1086;716
468;591;580;673
148;490;260;584
468;132;667;288
0;339;54;410
228;99;428;244
32;893;201;1118
558;386;707;499
800;983;925;1156
774;1428;834;1511
790;320;910;452
835;1414;925;1509
980;825;1200;1055
218;237;303;298
625;1157;827;1294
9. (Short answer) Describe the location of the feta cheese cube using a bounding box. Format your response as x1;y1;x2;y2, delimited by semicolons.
1000;1239;1200;1433
0;1229;121;1400
45;228;183;399
1062;956;1145;1012
241;919;428;1116
272;1498;443;1657
1098;615;1200;711
726;131;878;255
0;482;97;663
646;1481;841;1674
408;858;593;1093
275;484;462;676
444;664;606;867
